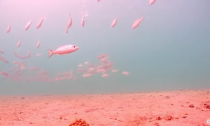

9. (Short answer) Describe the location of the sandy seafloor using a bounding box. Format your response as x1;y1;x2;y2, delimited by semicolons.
0;89;209;126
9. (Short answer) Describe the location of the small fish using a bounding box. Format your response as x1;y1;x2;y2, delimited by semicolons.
97;65;103;69
25;20;32;31
6;25;11;33
78;64;83;67
102;73;109;78
78;68;88;73
36;17;46;29
89;68;94;71
36;40;40;48
14;51;30;59
132;17;143;29
111;69;118;72
0;72;8;77
96;69;105;73
88;68;95;74
97;0;100;2
100;57;108;64
0;55;8;63
13;61;19;64
84;62;89;65
48;44;79;58
83;73;92;78
17;40;21;47
66;13;72;33
81;11;88;27
122;71;129;75
101;62;114;70
111;18;117;28
149;0;156;5
36;53;42;57
97;54;108;59
81;15;85;27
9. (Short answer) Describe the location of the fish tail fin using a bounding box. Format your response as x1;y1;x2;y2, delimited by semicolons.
48;50;53;58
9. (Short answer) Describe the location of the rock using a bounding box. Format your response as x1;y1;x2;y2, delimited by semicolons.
202;101;210;109
182;115;187;118
156;116;162;120
165;96;170;99
174;116;179;119
153;122;160;126
163;115;173;121
189;104;194;108
69;119;89;126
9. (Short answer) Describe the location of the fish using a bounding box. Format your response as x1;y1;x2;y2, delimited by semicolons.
25;20;32;30
97;0;100;2
149;0;156;5
83;73;92;78
102;62;114;70
111;18;117;28
81;11;88;27
122;71;129;75
13;61;19;64
66;13;72;33
0;55;9;63
78;64;83;67
81;15;85;27
100;57;108;64
97;54;108;59
111;69;118;72
36;53;42;57
88;68;96;74
102;74;109;78
97;65;103;69
17;40;21;47
84;62;89;65
89;68;94;71
77;68;87;73
96;69;105;73
36;40;40;48
132;17;143;29
14;51;30;59
0;72;8;77
48;44;79;58
36;17;46;29
6;25;11;33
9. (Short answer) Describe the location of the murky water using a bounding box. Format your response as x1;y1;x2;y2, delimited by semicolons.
0;0;210;95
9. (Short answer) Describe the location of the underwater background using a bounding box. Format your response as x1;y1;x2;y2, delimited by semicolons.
0;0;210;95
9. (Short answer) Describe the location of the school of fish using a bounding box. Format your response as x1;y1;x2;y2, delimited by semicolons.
0;0;157;81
